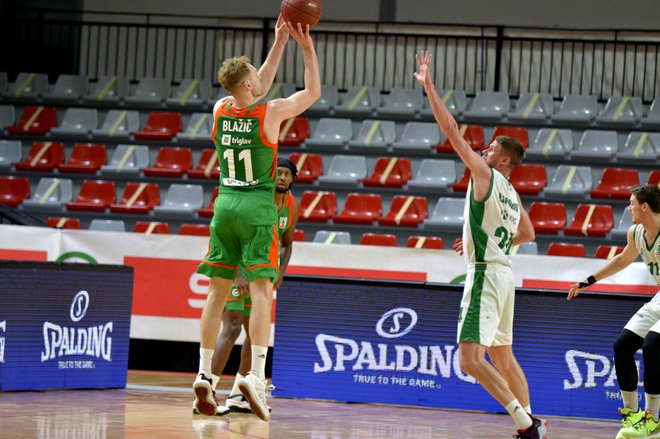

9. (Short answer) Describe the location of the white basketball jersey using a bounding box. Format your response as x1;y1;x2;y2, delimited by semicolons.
463;169;521;266
632;224;660;285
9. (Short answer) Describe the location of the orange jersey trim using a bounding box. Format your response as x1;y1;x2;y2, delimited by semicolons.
200;260;238;270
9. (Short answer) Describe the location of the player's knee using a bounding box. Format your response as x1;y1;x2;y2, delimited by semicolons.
458;351;480;376
614;330;643;358
643;332;660;358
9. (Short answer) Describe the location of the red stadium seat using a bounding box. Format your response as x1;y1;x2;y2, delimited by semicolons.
133;111;182;140
360;233;397;247
363;157;411;188
528;202;566;234
279;117;310;146
547;242;586;257
14;142;65;171
333;193;382;224
187;149;220;180
110;182;160;214
590;168;640;200
59;143;107;174
406;236;444;249
143;146;193;177
293;229;305;242
452;168;471;193
7;106;57;135
0;176;30;207
564;204;614;237
198;187;218;218
46;217;81;229
490;126;529;149
179;223;211;236
379;195;428;227
298;191;337;222
649;170;660;186
133;221;170;234
510;164;547;195
66;180;116;212
437;124;484;153
594;245;624;259
289;152;323;184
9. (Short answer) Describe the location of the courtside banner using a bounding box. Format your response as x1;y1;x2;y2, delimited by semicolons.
273;277;647;420
0;262;133;391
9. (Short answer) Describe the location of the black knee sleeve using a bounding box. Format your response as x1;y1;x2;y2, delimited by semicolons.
614;329;644;392
643;331;660;394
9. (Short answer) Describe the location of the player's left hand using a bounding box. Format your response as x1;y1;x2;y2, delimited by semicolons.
567;283;583;301
414;50;432;86
275;14;290;44
274;275;284;290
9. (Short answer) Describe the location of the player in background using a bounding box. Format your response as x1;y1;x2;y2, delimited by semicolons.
414;50;546;439
567;185;660;439
192;17;320;422
209;159;299;414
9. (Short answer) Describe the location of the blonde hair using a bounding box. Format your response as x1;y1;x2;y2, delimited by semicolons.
218;56;251;92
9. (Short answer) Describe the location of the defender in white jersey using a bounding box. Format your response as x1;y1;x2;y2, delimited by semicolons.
414;51;546;439
568;184;660;439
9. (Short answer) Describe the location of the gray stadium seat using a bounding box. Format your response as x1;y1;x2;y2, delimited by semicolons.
176;113;213;141
125;77;170;104
596;95;644;128
347;119;396;153
617;132;660;163
0;104;14;129
317;155;367;186
313;230;352;245
611;207;632;240
50;108;98;136
543;165;593;197
3;72;48;99
0;140;22;168
392;122;441;153
93;110;140;139
44;74;88;102
100;145;150;175
89;219;125;232
166;79;213;108
334;86;380;118
552;94;598;125
304;117;353;149
424;197;465;230
22;178;73;212
642;99;660;130
306;84;339;116
570;130;619;162
512;241;539;255
463;91;510;123
421;89;467;118
153;184;204;217
378;87;423;120
407;159;456;190
525;128;574;160
508;93;555;122
84;76;129;103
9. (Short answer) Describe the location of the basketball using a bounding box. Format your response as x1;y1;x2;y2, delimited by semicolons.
281;0;322;28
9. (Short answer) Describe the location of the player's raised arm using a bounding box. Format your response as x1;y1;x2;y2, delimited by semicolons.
254;15;290;100
414;50;490;192
268;22;321;123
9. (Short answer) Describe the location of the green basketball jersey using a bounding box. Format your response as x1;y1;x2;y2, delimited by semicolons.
277;193;296;239
212;101;277;194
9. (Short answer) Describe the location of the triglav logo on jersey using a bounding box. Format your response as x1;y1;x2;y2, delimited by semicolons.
41;290;114;369
314;308;475;388
0;320;6;363
279;217;288;230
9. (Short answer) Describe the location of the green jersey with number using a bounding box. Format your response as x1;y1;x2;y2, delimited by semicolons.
463;169;521;265
211;101;277;194
632;224;660;284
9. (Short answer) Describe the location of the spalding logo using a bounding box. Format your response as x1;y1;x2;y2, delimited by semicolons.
375;308;418;339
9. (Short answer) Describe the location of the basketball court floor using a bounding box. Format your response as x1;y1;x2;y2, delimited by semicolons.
0;370;619;438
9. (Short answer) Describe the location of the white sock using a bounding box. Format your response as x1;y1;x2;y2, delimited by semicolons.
251;345;268;381
211;373;220;391
230;373;243;397
622;390;639;411
506;399;533;430
646;393;660;420
524;404;532;415
199;348;214;376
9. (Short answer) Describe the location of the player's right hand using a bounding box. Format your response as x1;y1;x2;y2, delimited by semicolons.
452;238;463;255
567;283;583;301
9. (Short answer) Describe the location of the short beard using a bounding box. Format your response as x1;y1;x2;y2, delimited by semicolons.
275;187;288;194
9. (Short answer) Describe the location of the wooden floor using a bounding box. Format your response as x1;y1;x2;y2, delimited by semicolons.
0;370;618;439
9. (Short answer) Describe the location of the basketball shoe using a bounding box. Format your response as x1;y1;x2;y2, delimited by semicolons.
514;416;548;439
616;407;646;439
618;411;660;438
193;373;218;416
238;373;270;422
